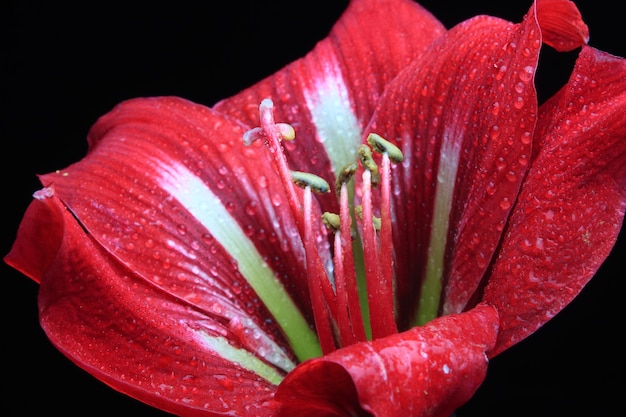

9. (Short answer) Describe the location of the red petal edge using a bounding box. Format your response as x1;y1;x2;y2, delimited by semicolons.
536;0;589;51
484;46;626;355
275;304;499;417
6;193;281;417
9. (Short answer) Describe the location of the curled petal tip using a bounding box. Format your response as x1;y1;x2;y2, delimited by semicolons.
536;0;590;51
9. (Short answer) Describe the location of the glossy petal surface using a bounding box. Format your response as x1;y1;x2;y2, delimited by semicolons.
275;304;499;417
6;97;317;415
365;7;540;326
484;46;626;355
215;0;445;211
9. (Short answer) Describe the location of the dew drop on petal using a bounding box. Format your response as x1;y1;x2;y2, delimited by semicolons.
271;193;282;207
519;66;534;83
245;200;258;216
257;175;268;189
506;170;518;182
499;197;512;210
491;102;500;116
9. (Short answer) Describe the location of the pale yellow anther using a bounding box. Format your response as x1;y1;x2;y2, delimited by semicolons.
276;123;296;141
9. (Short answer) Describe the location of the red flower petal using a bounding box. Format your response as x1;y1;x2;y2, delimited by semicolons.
5;96;332;414
7;193;282;416
215;0;445;210
275;304;499;417
484;46;626;355
364;7;542;326
536;0;589;52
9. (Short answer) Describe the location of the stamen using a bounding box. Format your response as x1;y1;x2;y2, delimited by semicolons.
338;181;367;344
367;133;404;163
335;162;358;195
290;171;331;194
358;144;380;187
276;123;296;141
360;169;397;339
321;212;341;232
377;152;397;334
303;186;337;354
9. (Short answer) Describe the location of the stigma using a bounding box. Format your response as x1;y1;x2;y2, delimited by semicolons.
243;99;404;354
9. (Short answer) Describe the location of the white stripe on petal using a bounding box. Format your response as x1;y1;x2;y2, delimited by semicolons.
303;55;362;177
156;160;319;368
197;334;285;385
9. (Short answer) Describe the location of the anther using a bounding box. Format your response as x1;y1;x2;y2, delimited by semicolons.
290;171;331;194
335;162;358;195
321;212;341;232
276;123;296;141
358;144;380;187
367;133;404;163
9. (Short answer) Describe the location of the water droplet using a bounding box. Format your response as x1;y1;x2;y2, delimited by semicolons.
519;66;534;83
489;125;500;140
506;170;517;182
177;224;187;235
145;239;155;248
520;131;532;144
271;193;282;207
518;154;528;166
245;200;258;216
495;64;508;80
514;82;525;93
218;165;228;175
202;233;214;244
257;175;268;188
492;102;500;116
486;181;497;195
513;96;525;109
499;197;512;210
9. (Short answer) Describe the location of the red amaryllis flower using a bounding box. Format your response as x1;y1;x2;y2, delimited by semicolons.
6;0;626;416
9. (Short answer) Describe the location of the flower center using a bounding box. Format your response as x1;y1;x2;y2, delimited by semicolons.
244;99;406;356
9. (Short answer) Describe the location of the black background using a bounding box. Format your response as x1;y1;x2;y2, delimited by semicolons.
2;1;624;416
